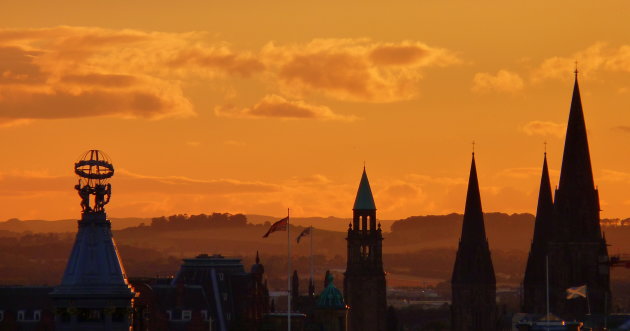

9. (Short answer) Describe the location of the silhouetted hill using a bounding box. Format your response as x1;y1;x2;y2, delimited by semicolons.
1;212;629;293
0;217;148;233
388;212;630;253
388;212;534;252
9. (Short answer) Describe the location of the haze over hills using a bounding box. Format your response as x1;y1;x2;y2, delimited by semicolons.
1;212;629;290
3;212;629;253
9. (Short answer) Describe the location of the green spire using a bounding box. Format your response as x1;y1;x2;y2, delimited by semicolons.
317;273;346;309
353;167;376;210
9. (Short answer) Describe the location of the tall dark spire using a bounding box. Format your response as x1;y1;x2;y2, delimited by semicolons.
461;153;486;244
553;73;600;242
452;154;494;283
451;154;496;330
546;74;610;319
533;153;554;244
557;73;595;194
523;153;554;313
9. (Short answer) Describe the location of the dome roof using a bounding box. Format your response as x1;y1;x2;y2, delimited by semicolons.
317;274;346;309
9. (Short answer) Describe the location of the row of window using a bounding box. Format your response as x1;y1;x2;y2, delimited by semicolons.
166;310;231;322
0;310;42;322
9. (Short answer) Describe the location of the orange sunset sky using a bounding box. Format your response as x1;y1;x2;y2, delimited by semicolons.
1;0;629;222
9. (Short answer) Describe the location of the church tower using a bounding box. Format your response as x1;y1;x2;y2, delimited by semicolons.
51;151;134;331
344;168;387;331
547;73;611;319
523;153;554;313
451;154;497;331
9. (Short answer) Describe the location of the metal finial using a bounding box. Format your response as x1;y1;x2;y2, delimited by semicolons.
574;61;579;77
472;140;475;155
544;141;547;155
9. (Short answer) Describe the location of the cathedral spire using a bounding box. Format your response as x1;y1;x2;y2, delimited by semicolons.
533;153;554;243
546;74;610;319
558;72;595;193
353;168;376;210
553;72;601;243
451;154;496;330
523;153;554;313
452;154;495;283
461;153;486;243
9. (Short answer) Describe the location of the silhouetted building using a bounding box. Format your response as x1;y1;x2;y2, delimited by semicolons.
130;253;269;330
523;153;554;313
451;154;497;331
292;270;300;303
547;73;611;319
0;286;55;330
314;274;348;331
250;252;271;323
51;211;135;331
344;168;387;331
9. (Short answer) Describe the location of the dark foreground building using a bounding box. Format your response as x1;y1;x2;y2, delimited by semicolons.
451;154;497;331
344;168;387;331
523;73;611;319
132;253;270;331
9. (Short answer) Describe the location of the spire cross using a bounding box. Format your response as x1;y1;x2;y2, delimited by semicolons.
574;61;579;76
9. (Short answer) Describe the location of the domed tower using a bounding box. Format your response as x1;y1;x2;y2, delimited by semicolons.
316;274;348;331
343;167;386;331
50;150;134;331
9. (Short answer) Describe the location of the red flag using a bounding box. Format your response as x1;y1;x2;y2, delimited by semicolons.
263;217;288;238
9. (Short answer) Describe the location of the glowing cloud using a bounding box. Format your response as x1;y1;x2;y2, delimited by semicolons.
215;94;355;121
472;70;524;93
262;39;460;102
521;121;566;138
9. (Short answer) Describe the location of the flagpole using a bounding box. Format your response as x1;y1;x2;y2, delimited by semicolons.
586;287;591;316
287;208;291;331
546;255;549;331
310;225;314;295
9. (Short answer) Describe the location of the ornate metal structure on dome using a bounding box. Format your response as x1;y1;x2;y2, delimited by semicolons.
73;150;113;213
52;150;134;331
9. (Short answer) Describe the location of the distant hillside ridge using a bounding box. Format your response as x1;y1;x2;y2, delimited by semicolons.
388;212;630;253
1;212;629;254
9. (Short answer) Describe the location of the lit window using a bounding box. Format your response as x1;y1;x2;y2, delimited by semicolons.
182;310;192;321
